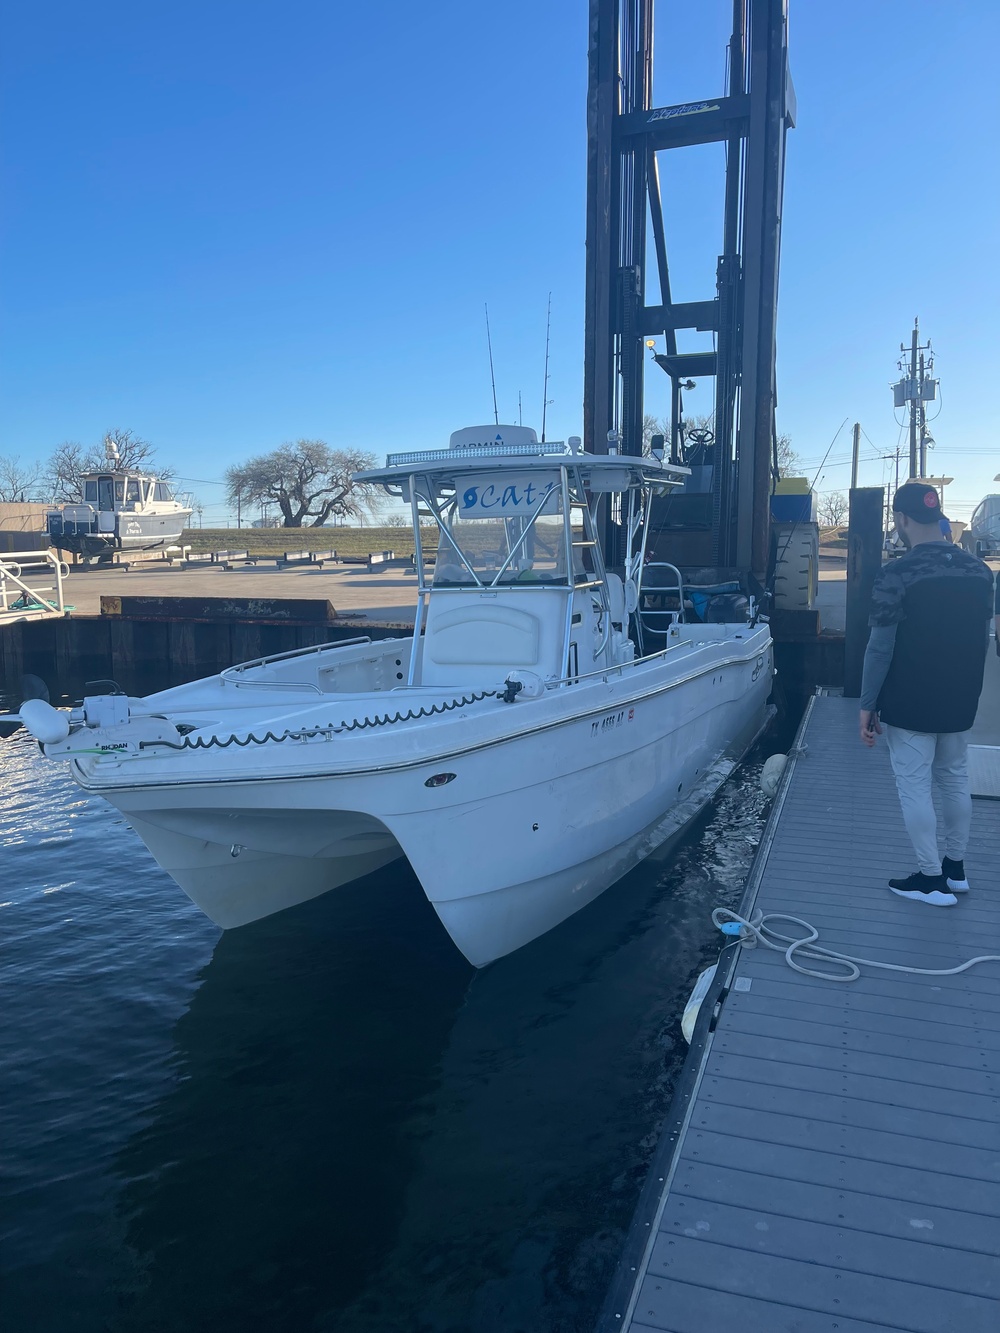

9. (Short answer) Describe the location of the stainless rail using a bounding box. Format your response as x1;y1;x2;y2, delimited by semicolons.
220;636;373;691
0;550;68;619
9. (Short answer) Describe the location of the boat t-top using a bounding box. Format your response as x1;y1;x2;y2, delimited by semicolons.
45;437;193;563
17;425;773;965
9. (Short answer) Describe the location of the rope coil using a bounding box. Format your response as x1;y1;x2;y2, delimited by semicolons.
712;907;1000;983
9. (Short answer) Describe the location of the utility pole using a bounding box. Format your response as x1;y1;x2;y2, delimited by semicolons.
891;319;936;481
918;350;928;477
908;322;918;477
851;421;861;490
892;445;901;534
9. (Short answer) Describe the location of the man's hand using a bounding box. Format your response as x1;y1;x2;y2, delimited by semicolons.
859;710;882;747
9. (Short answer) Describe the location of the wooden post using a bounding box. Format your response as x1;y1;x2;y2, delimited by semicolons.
844;487;885;698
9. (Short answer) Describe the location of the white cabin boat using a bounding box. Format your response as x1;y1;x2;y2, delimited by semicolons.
45;439;192;562
21;426;773;966
963;494;1000;559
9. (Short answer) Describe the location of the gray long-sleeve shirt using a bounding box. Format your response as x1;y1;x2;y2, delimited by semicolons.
860;623;896;712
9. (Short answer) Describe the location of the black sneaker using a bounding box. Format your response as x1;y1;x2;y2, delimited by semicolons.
887;871;958;906
941;856;970;893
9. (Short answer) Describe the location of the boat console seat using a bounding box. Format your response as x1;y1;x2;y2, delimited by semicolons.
420;591;566;689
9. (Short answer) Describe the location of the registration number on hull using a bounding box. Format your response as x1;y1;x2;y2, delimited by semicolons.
591;707;634;738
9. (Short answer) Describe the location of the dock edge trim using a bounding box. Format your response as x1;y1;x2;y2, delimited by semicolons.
596;691;818;1332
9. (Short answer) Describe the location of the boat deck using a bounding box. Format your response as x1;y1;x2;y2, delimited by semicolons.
603;693;1000;1333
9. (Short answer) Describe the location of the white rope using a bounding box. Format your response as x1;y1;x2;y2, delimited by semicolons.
712;907;1000;983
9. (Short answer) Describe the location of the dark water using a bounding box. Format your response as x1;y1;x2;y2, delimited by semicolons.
1;696;781;1333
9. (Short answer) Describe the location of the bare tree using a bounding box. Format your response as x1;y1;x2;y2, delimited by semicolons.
225;440;380;528
776;432;803;479
818;490;849;528
641;413;669;453
44;443;89;502
0;455;42;502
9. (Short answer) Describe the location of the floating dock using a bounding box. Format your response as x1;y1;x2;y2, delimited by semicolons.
602;691;1000;1333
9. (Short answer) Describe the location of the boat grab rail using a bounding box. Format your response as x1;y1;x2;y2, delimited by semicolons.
220;636;373;691
638;562;686;623
543;623;761;691
544;643;673;689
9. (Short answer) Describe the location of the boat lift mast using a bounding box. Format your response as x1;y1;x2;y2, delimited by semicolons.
583;0;794;584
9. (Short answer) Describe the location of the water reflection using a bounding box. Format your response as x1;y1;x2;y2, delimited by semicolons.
1;684;775;1333
102;771;766;1333
112;868;472;1333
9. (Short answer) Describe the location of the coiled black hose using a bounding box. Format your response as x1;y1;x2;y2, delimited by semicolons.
140;690;498;752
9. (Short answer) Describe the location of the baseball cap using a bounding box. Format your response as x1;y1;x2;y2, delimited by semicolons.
892;482;946;523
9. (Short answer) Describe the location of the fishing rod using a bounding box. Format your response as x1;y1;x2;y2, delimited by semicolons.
541;293;552;443
484;304;499;427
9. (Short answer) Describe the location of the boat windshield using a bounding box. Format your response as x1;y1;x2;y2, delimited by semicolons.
431;477;574;587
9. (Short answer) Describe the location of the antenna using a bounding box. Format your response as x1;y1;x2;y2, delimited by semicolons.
518;389;522;426
541;292;552;443
484;304;499;426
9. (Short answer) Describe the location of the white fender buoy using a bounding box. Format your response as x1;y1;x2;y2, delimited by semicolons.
681;963;718;1043
760;753;787;798
20;699;70;746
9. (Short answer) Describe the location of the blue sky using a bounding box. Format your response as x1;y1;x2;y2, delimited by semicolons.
1;1;997;523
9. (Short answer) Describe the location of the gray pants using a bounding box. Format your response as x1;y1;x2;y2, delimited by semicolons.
884;726;972;876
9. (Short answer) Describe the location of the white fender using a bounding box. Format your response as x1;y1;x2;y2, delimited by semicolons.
760;752;787;798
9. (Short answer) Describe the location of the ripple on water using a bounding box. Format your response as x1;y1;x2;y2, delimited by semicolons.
0;714;777;1333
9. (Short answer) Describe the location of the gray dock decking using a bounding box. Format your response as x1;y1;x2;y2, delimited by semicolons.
613;694;1000;1333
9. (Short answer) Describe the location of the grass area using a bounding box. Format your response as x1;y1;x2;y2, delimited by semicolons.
820;525;848;547
181;525;437;556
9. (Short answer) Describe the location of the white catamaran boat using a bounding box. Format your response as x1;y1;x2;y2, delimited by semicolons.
45;438;192;562
19;427;773;966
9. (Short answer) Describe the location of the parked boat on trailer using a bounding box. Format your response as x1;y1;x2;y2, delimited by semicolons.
45;437;192;563
17;426;773;966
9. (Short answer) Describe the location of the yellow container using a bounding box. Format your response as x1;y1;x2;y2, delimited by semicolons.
774;477;811;495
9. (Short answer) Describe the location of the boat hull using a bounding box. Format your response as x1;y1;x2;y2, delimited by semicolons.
122;807;404;928
96;630;773;965
413;693;769;965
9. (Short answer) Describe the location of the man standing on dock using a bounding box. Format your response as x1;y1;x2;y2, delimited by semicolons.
859;482;995;905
